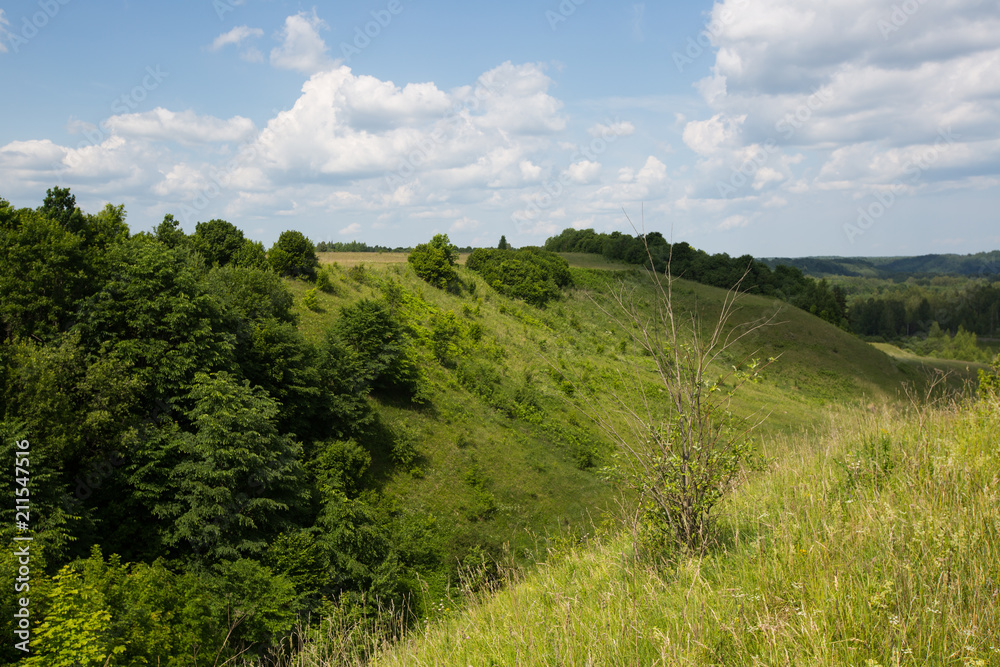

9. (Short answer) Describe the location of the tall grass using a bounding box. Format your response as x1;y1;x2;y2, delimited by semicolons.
290;395;1000;666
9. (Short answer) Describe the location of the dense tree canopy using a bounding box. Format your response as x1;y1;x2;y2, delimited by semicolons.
269;229;320;280
465;247;572;306
0;189;430;663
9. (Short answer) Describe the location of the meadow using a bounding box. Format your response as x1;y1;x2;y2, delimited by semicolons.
274;255;996;666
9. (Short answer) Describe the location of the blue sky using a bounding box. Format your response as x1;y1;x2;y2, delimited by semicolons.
2;0;998;257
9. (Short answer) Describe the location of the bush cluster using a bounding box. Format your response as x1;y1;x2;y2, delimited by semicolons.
465;247;572;306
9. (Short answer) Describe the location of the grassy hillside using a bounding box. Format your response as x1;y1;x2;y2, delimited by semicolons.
358;396;1000;666
263;255;989;664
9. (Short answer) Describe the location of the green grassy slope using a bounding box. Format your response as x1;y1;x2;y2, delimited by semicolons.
364;397;1000;666
275;256;984;661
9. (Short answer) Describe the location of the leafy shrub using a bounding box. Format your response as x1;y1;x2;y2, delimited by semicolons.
315;268;337;294
431;310;464;362
978;353;1000;399
268;230;319;280
587;250;773;549
334;298;416;393
408;234;458;289
232;238;268;269
465;247;571;306
303;287;320;311
312;438;371;496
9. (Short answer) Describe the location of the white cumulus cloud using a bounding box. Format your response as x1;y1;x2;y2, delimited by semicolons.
270;11;337;74
105;108;257;144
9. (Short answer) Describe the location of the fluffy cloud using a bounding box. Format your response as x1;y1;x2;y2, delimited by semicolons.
210;25;264;62
105;109;257;144
247;61;564;189
682;113;745;156
270;11;336;74
210;25;263;51
565;160;601;184
670;0;1000;248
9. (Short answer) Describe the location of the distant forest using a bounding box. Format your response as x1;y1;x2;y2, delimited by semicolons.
315;240;475;254
759;251;1000;279
543;228;849;327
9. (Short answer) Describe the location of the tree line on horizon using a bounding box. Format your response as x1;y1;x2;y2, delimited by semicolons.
543;227;850;327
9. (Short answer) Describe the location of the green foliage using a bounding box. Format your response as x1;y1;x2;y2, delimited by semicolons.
205;264;296;325
408;234;458;289
23;561;124;666
232;238;268;269
334;298;415;393
154;213;189;249
978;353;1000;399
0;204;88;341
465;247;571;306
304;286;320;311
455;358;541;422
192;218;245;267
312;438;372;497
208;558;298;650
497;235;509;250
315;239;408;252
158;371;305;562
546;227;848;326
269;229;320;280
265;530;331;602
431;310;464;361
316;268;336;293
76;234;234;401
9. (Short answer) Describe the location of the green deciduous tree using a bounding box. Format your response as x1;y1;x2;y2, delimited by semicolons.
0;204;87;341
334;298;415;392
269;230;319;280
76;234;234;403
23;561;123;667
408;233;458;289
192;218;246;267
158;371;305;562
232;238;269;269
